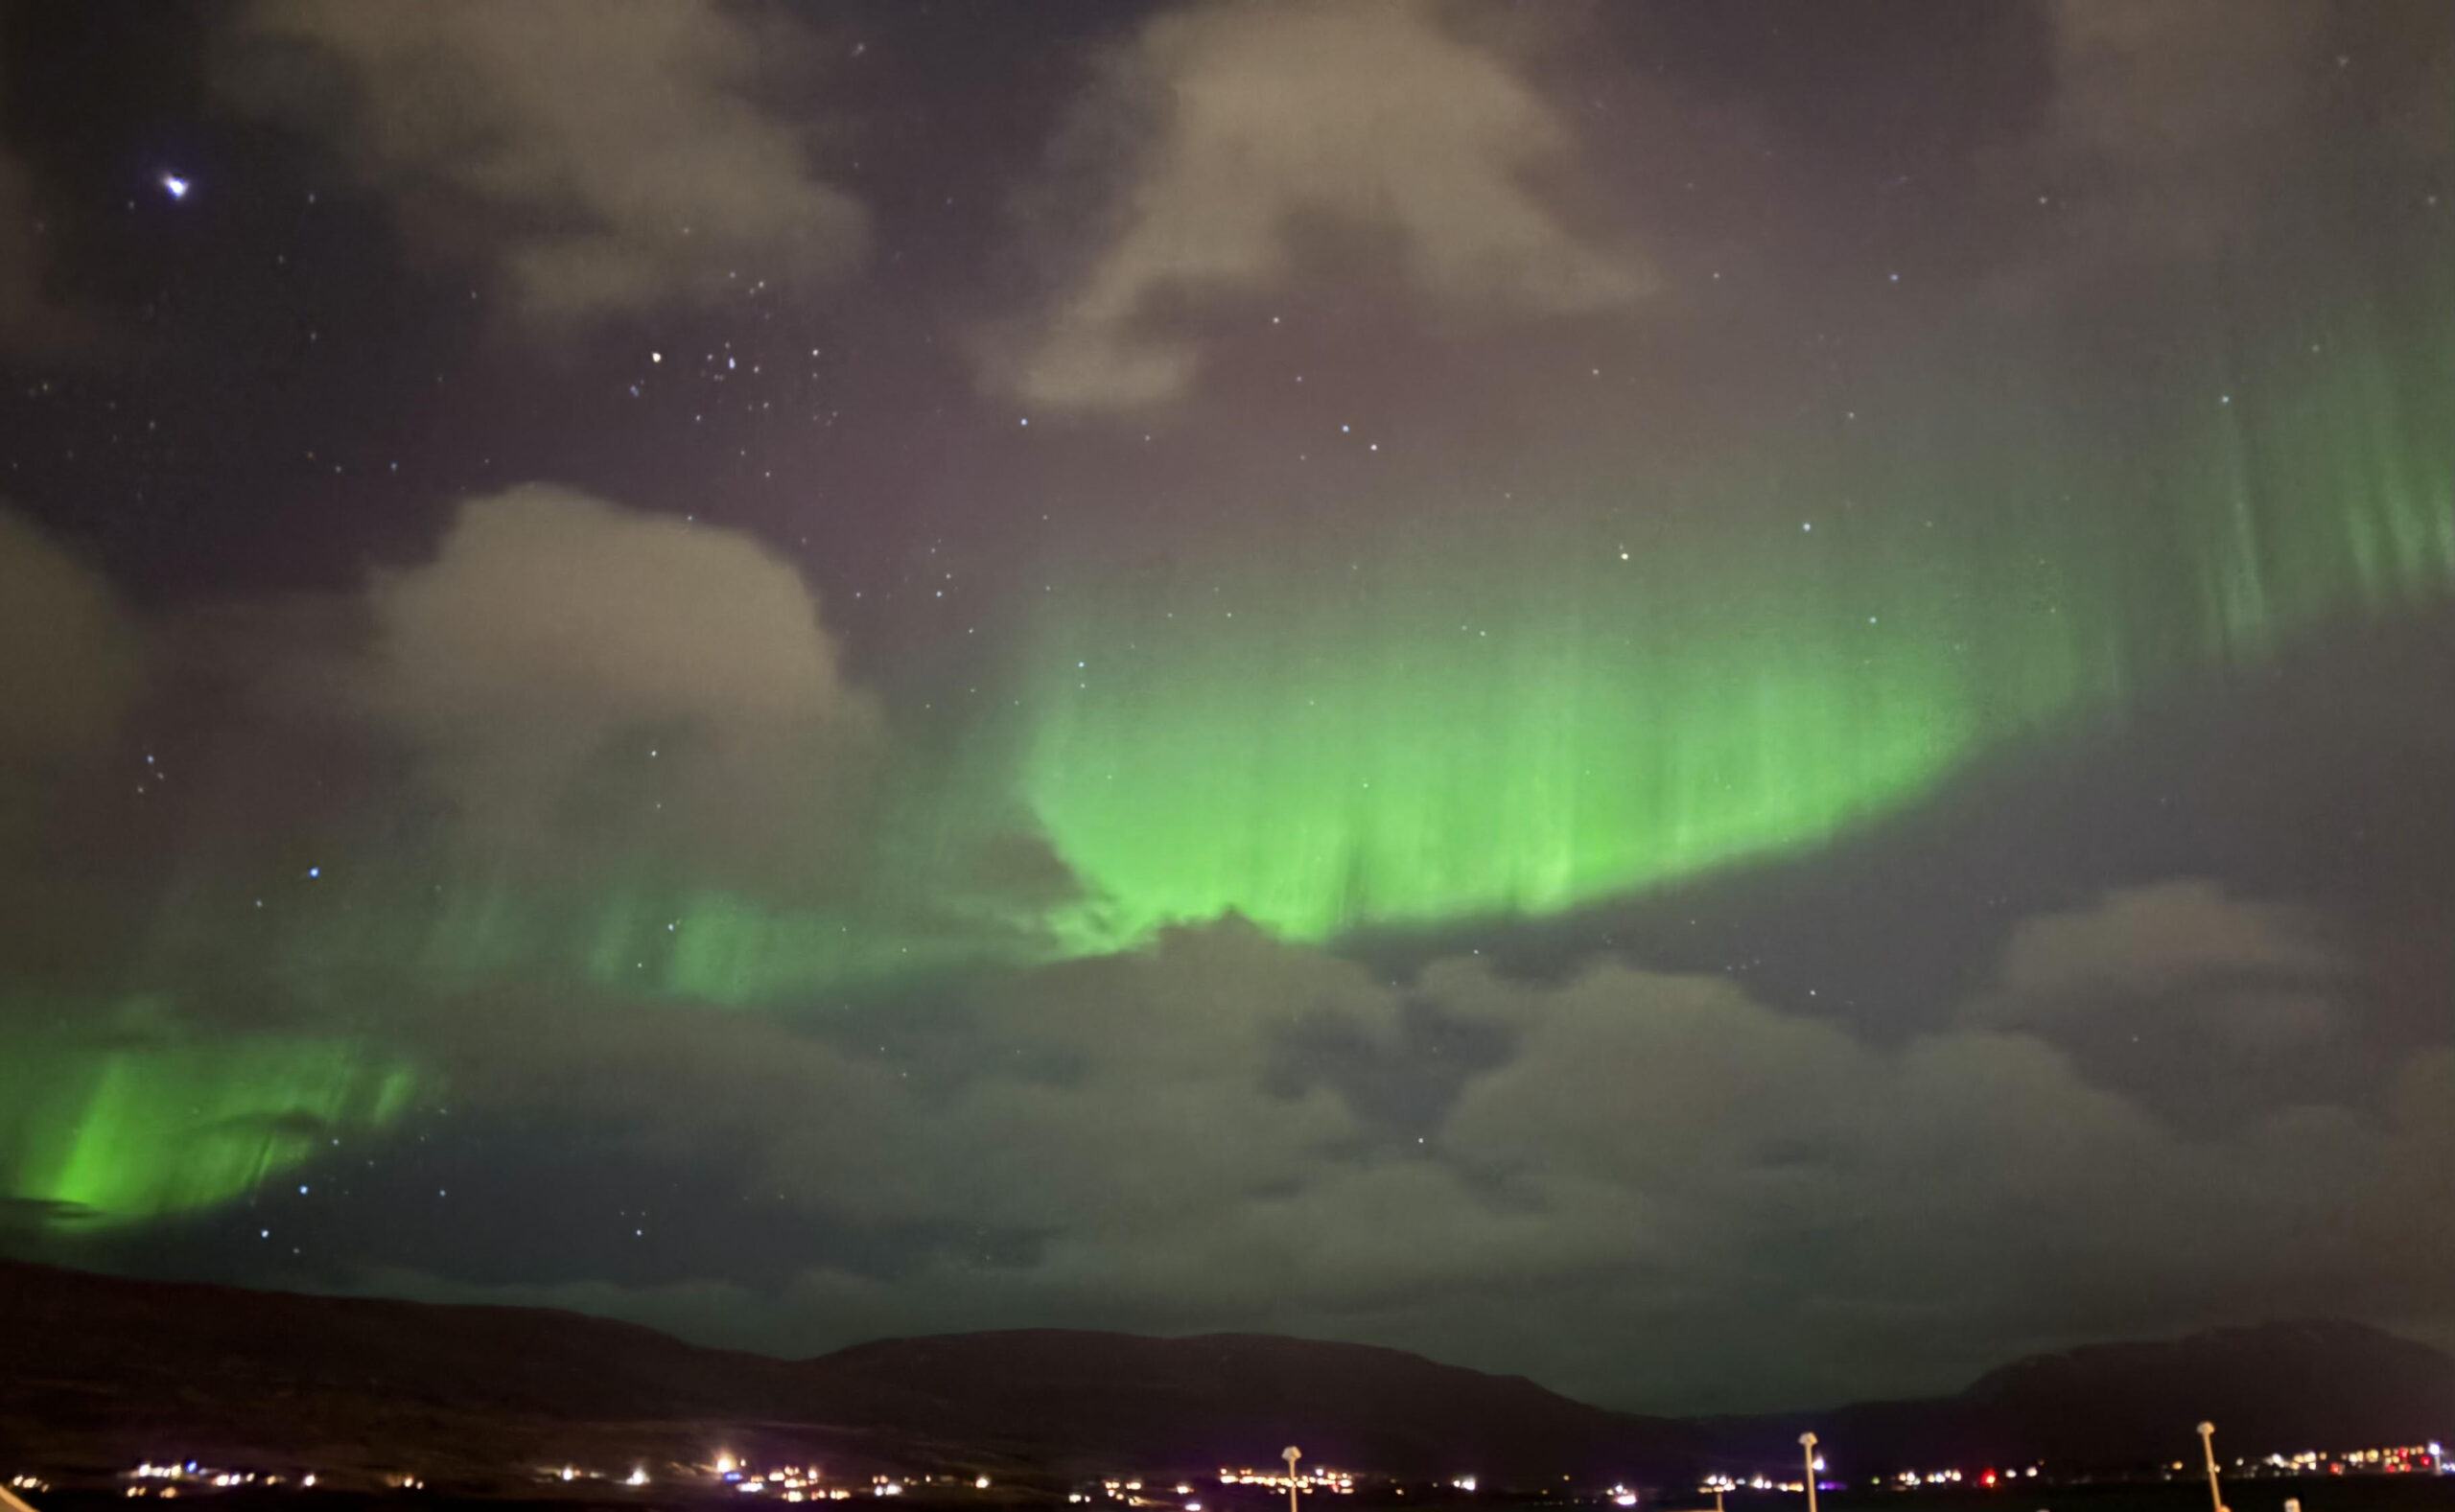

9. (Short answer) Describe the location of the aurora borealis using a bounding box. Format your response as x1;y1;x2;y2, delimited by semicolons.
0;1028;416;1227
1024;315;2453;944
1;0;2450;1414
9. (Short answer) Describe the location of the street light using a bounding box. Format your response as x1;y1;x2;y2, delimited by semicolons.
1800;1434;1820;1512
2196;1423;2227;1512
1283;1448;1302;1512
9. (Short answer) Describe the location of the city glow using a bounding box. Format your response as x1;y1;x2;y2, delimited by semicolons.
1216;1467;1356;1495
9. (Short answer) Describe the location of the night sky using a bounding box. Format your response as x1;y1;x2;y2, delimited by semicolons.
1;0;2449;1416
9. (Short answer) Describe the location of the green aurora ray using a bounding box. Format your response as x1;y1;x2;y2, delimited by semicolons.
3;307;2446;1231
0;1023;417;1229
1021;324;2453;947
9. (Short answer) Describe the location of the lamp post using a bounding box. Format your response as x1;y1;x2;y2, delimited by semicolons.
2196;1423;2226;1512
1800;1434;1820;1512
1283;1448;1302;1512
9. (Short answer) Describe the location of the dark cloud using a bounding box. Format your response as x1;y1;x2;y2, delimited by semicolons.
0;508;141;766
2029;0;2328;261
1268;995;1515;1151
104;910;2429;1411
0;510;145;968
215;0;869;328
0;151;85;354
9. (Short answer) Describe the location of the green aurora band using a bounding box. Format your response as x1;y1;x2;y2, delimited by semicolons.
1022;327;2453;947
0;1024;417;1228
3;309;2447;1231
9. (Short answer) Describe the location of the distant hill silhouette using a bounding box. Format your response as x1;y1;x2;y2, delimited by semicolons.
0;1262;1693;1486
808;1328;1697;1479
1702;1321;2455;1476
3;1262;2446;1493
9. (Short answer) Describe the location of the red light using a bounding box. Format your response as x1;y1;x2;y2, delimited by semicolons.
1981;1473;1997;1488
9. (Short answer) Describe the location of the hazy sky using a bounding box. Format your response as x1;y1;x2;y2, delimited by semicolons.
0;0;2448;1414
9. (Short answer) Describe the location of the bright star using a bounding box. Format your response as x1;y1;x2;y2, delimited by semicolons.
160;172;191;200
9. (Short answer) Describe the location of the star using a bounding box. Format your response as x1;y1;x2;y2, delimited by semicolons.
160;172;191;200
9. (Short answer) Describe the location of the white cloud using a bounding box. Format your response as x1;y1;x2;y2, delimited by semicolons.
220;0;868;326
997;0;1649;411
1988;880;2338;1006
364;485;878;884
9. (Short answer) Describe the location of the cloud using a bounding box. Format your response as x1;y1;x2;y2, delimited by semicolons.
1966;882;2368;1132
320;911;2449;1410
0;154;54;345
363;485;880;888
1169;945;2443;1407
2022;0;2328;263
1988;881;2339;1008
0;510;143;968
0;509;141;768
409;982;921;1226
5;490;2443;1410
218;0;868;327
994;0;1650;411
6;519;2441;1411
1;479;1037;1031
0;150;92;356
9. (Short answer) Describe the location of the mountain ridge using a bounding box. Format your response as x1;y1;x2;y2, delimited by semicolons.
2;1261;2446;1490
